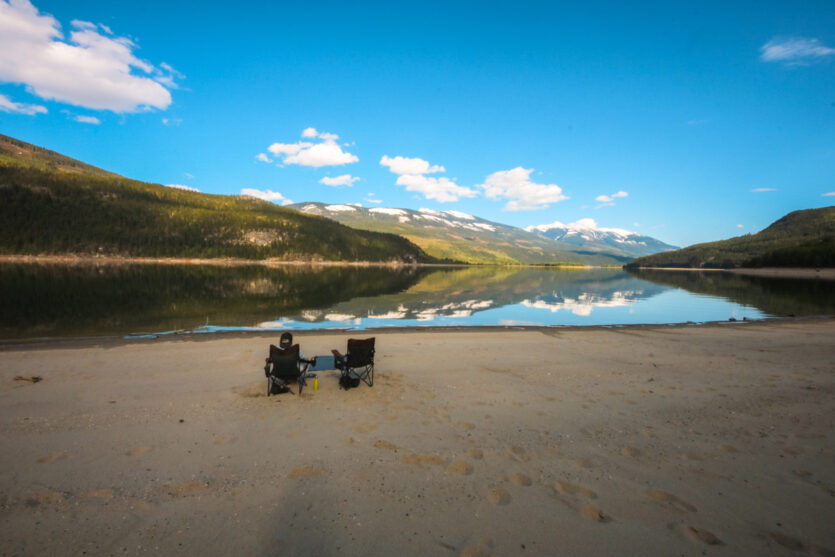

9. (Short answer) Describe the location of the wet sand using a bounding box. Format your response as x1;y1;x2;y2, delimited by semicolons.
1;320;833;556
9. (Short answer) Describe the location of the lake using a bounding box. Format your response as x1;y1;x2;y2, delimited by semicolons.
1;263;833;340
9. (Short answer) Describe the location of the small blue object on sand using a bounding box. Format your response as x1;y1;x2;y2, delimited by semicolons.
309;356;336;371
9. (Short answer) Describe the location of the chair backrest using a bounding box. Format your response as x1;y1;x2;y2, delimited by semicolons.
346;337;375;367
269;344;301;380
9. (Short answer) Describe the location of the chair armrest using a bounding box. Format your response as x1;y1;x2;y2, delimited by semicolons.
331;349;344;359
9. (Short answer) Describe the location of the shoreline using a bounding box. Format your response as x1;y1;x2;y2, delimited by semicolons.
0;314;825;352
1;320;833;555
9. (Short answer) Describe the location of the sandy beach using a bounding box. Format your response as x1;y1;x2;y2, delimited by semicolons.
1;321;833;556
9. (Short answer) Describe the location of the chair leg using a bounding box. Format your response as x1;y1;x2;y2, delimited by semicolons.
267;378;271;397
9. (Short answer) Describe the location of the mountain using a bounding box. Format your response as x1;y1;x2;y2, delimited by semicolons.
625;207;835;269
290;202;656;265
0;134;431;263
526;218;678;258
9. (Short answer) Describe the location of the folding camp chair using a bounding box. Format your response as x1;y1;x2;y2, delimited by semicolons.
332;337;375;388
264;344;312;395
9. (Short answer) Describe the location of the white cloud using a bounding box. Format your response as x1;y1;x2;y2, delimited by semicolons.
595;190;628;203
380;155;445;175
0;92;46;115
166;184;199;192
319;174;359;187
479;167;568;211
74;115;100;125
751;187;776;192
241;188;293;205
265;129;357;168
823;192;835;197
760;37;835;64
0;0;180;112
255;153;271;163
161;117;182;126
395;174;478;203
736;224;744;228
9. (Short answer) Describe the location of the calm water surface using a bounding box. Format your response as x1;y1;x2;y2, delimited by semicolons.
1;263;833;339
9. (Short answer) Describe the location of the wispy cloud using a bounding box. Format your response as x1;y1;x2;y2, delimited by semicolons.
736;224;744;228
380;155;445;175
319;174;359;187
166;184;199;192
823;192;835;197
381;154;476;202
751;187;776;192
760;37;835;65
74;115;100;125
255;153;271;163
262;128;358;168
396;174;478;203
479;167;568;211
0;0;181;112
595;190;628;208
0;92;46;115
241;188;292;205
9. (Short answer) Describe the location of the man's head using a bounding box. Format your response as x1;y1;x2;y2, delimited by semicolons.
279;332;293;348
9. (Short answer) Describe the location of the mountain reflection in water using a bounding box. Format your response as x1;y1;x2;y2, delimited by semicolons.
1;263;832;339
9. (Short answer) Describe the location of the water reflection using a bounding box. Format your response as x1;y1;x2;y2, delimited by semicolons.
0;263;832;339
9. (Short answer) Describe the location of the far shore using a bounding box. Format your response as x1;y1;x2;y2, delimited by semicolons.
1;321;833;555
0;254;597;268
629;266;835;280
2;255;834;278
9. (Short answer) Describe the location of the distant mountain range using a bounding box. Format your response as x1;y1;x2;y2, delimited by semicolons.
626;207;835;268
291;202;676;265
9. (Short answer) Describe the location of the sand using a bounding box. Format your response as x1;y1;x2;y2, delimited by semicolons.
1;320;833;556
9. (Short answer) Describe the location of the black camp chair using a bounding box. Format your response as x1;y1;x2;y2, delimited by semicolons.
264;344;312;395
332;337;375;388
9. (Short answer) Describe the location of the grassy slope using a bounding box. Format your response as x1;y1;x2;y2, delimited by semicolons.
625;207;835;269
0;135;432;263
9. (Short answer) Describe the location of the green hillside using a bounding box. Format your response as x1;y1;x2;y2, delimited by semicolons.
625;207;835;269
0;135;432;263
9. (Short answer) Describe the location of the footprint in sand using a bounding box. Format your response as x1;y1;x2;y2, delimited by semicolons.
373;440;398;451
80;489;114;500
37;452;68;463
401;454;446;468
507;446;530;462
288;466;325;479
672;524;722;545
459;537;494;557
214;436;237;446
487;487;511;506
645;490;697;512
169;481;209;495
126;446;152;456
764;531;835;554
446;461;474;475
620;447;640;457
353;423;377;434
467;449;484;460
555;481;597;499
580;504;608;522
460;422;476;431
503;473;532;486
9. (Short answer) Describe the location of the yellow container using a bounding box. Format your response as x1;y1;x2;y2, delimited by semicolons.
313;377;319;391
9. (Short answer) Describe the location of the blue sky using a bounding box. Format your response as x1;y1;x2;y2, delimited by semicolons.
1;0;833;247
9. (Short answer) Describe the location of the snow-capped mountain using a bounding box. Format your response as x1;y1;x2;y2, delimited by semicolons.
526;218;678;258
290;202;675;264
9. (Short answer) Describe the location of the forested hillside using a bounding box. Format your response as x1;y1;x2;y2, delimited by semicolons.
625;207;835;269
0;135;432;263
